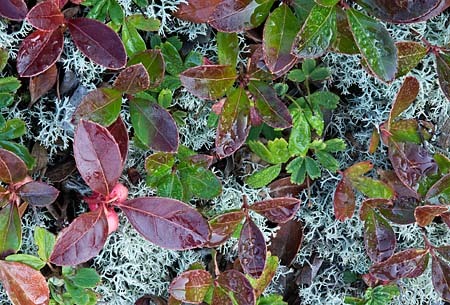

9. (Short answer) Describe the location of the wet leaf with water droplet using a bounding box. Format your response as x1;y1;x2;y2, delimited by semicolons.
431;254;450;301
0;0;28;21
332;6;358;54
217;270;256;305
246;254;279;298
396;41;427;77
114;63;150;94
249;197;300;223
435;51;450;101
334;177;356;221
169;270;213;303
388;76;420;127
173;0;222;23
26;1;64;31
208;211;245;247
239;218;266;278
364;210;396;263
29;64;57;105
18;181;59;207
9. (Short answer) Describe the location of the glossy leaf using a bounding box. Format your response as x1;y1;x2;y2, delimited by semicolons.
269;177;305;198
263;4;299;75
268;219;303;266
248;138;290;165
334;178;356;221
73;120;123;196
17;28;64;77
26;1;64;31
216;87;251;158
179;164;222;199
414;205;448;227
180;65;236;100
0;0;28;21
122;21;146;57
173;0;222;23
217;32;239;67
347;9;397;82
359;198;392;221
67;18;126;69
34;227;55;262
378;197;418;225
286;157;306;184
217;270;256;305
128;50;165;89
69;268;101;288
18;181;59;207
29;64;57;105
435;51;450;101
208;210;245;247
388;76;420;127
396;41;427;77
246;164;282;188
107;117;129;166
0;148;27;183
364;210;396;263
0;260;49;305
211;286;233;305
352;177;394;199
250;198;301;223
344;161;373;179
0;203;21;257
432;254;450;301
129;99;179;152
114;63;150;94
247;254;278;298
169;270;213;303
389;119;424;144
332;6;358;54
293;4;336;58
369;249;430;281
239;218;266;278
49;209;108;266
157;174;183;201
120;197;210;250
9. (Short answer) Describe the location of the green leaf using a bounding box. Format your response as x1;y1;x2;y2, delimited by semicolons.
69;268;101;288
184;51;203;69
257;294;287;305
34;227;56;262
122;21;146;57
305;156;321;179
0;93;14;108
324;138;346;152
365;285;400;305
302;59;316;74
0;77;21;93
5;254;45;270
179;164;222;200
396;41;427;77
291;0;315;25
0;118;26;140
289;110;311;157
315;150;339;172
108;0;124;25
86;0;109;21
310;67;331;81
248;138;290;164
145;152;175;187
246;164;282;188
126;15;160;31
315;0;340;6
247;254;279;297
352;177;394;199
0;203;21;256
287;157;306;184
344;296;365;305
0;140;36;169
0;48;8;72
65;280;89;305
308;91;340;109
288;69;306;82
347;9;397;82
332;6;359;54
302;100;324;135
160;41;184;76
157;173;184;201
158;89;172;108
217;32;239;68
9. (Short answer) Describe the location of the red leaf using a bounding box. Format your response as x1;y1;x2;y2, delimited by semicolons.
431;254;450;301
0;261;49;305
364;210;396;263
18;181;59;207
436;246;450;261
249;197;300;223
208;210;245;247
169;270;213;303
0;148;28;184
268;219;303;266
378;169;419;200
173;0;222;23
414;205;448;227
113;63;150;94
107;117;129;166
29;64;57;105
67;18;126;70
17;28;64;77
119;197;210;250
333;177;356;221
239;218;266;278
217;270;256;305
74;120;123;196
26;1;64;31
388;76;420;128
369;248;430;281
49;209;108;266
128;50;165;89
0;0;28;21
268;177;305;198
247;45;273;81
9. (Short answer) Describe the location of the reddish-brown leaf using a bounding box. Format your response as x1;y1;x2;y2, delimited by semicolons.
217;270;256;305
268;177;305;198
239;218;266;278
344;161;373;180
49;209;108;266
333;177;356;221
208;211;245;247
436;246;450;261
169;270;213;303
268;219;303;266
26;1;64;31
29;64;57;105
0;148;27;184
17;28;64;77
435;51;450;101
211;286;233;305
378;197;419;225
378;169;419;200
113;63;150;94
18;181;59;207
442;212;450;229
249;198;300;223
414;205;448;227
173;0;222;23
128;50;165;89
0;260;49;305
119;197;210;250
73;120;123;196
0;0;28;21
432;254;450;301
107;117;129;166
388;76;420;128
359;198;392;221
396;41;427;77
67;18;126;70
364;210;396;263
369;248;430;281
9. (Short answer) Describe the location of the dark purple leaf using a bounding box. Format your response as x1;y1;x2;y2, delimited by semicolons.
129;99;179;152
217;270;256;305
247;45;273;81
128;50;165;89
173;0;222;23
435;51;450;101
18;181;59;207
249;197;300;223
67;18;126;70
0;0;28;21
17;28;64;77
414;205;448;227
268;219;303;266
26;1;64;31
73;120;123;196
378;197;419;225
169;270;213;303
388;76;420;127
432;254;450;301
378;169;420;200
208;211;245;247
364;210;396;263
0;203;21;257
0;148;27;184
135;295;167;305
29;64;57;105
107;117;129;166
49;209;108;266
113;63;150;94
238;218;266;278
369;249;430;281
119;197;210;250
436;246;450;261
333;177;356;221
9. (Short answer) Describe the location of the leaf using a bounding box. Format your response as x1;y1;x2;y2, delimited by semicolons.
263;4;299;76
0;77;20;94
431;254;450;301
18;181;59;207
173;0;222;23
250;198;301;223
69;268;101;288
364;285;400;305
334;177;356;221
169;270;213;303
292;4;336;58
0;203;21;257
360;198;392;221
217;32;239;67
248;138;290;164
122;21;146;57
107;116;129;166
126;15;160;31
0;0;28;21
268;220;303;267
239;218;267;278
120;197;210;250
364;210;396;263
332;6;358;54
17;28;64;77
0;260;49;305
211;286;233;305
179;164;222;199
435;51;450;101
180;65;236;100
315;150;339;172
0;48;7;72
369;249;430;281
26;1;64;31
129;99;179;152
414;205;448;227
257;294;287;305
145;152;175;186
215;87;251;158
68;18;126;69
160;42;184;76
217;270;256;305
388;76;420;127
29;64;57;105
351;177;394;199
0;118;26;140
113;63;150;94
157;174;184;201
246;254;278;298
289;110;311;157
34;227;56;262
246;164;282;188
0;141;35;170
73;120;123;196
0;148;28;183
347;9;397;82
128;50;165;89
389;119;424;144
425;172;450;204
208;210;245;247
396;41;427;77
5;254;45;270
305;156;321;180
247;81;292;128
286;157;306;185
